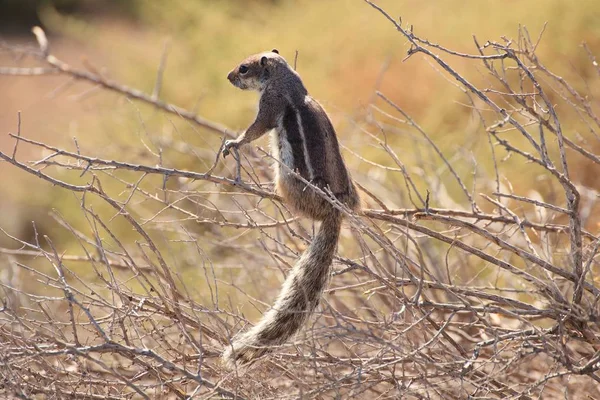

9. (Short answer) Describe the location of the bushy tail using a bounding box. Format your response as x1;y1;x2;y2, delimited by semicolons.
223;211;343;367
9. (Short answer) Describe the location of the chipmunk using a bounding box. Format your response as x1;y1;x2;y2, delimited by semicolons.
222;49;359;366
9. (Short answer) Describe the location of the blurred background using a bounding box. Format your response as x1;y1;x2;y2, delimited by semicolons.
1;0;599;291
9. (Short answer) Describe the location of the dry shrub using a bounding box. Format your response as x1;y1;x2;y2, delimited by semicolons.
1;2;600;399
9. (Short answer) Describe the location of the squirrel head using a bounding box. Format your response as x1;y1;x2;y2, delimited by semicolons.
227;49;287;92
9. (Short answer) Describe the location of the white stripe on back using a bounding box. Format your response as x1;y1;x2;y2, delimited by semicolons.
290;95;315;180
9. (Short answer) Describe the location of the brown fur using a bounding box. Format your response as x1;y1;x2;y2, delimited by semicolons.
222;50;359;367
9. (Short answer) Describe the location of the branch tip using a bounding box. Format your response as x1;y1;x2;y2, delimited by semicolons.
31;26;49;57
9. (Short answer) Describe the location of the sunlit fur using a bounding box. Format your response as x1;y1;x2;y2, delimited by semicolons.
223;51;359;368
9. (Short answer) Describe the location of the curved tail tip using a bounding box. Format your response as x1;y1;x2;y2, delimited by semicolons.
221;342;254;369
222;341;269;370
221;346;238;370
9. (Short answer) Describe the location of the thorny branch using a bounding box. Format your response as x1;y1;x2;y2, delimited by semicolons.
1;8;600;399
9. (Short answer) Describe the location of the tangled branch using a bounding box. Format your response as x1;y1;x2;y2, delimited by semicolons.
1;4;600;398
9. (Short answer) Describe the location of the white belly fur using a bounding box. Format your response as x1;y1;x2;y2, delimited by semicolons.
271;124;294;180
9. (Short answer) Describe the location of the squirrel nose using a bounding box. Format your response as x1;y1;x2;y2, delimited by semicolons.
227;71;235;82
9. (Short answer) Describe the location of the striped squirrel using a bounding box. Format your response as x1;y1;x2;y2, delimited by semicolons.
222;49;359;366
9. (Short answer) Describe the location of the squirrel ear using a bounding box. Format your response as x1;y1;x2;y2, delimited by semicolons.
271;49;279;54
260;56;268;66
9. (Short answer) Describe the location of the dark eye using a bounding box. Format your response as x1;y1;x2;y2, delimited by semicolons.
239;65;249;74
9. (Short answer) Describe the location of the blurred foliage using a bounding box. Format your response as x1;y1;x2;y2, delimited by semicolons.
32;0;599;198
0;0;140;33
1;0;600;302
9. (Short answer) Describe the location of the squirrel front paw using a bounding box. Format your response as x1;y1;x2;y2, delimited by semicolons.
222;140;239;158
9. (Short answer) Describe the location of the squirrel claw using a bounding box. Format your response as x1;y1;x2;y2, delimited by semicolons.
222;140;238;158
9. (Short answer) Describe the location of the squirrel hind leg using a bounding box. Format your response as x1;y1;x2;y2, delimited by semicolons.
278;177;347;221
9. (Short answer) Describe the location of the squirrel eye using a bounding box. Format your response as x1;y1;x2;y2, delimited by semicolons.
239;65;249;74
